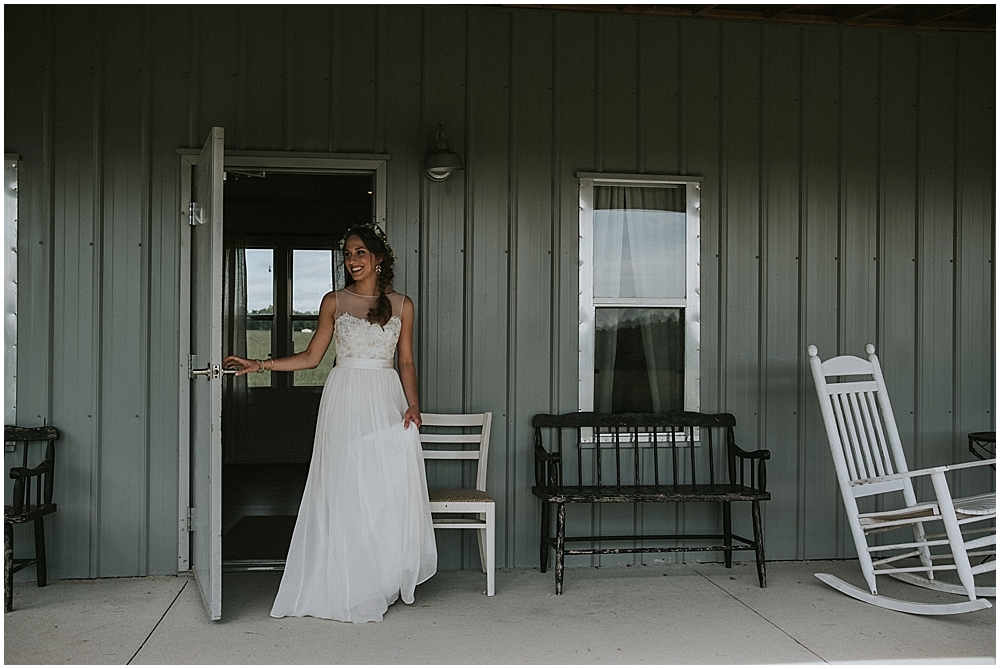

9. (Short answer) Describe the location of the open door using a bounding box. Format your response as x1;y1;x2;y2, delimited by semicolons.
188;127;226;620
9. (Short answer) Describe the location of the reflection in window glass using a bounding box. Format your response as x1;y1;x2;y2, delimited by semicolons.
594;308;683;413
292;319;337;387
292;249;333;314
246;320;273;388
293;250;335;386
245;249;274;314
245;249;274;388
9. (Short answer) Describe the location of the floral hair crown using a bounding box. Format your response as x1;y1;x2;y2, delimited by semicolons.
340;222;395;262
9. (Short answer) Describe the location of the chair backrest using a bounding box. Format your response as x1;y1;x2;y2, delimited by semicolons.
419;412;492;492
807;344;915;503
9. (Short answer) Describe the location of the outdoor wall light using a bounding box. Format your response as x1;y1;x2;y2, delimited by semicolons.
424;124;464;181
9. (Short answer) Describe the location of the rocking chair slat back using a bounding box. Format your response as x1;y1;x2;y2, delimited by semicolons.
809;347;911;500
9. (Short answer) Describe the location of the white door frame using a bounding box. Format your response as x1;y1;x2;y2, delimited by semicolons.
177;149;389;574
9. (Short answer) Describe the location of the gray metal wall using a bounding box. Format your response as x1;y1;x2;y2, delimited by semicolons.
5;5;995;578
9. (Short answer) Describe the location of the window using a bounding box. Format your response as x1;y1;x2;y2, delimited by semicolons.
244;240;343;389
578;174;701;415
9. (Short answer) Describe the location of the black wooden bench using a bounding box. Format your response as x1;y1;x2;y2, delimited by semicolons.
532;412;770;594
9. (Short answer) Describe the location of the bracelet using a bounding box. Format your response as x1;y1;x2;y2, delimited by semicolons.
265;358;274;371
255;359;265;374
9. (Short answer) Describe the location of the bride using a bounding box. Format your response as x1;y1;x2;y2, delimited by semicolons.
224;223;437;622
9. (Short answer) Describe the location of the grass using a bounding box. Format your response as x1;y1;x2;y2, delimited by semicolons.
245;330;338;388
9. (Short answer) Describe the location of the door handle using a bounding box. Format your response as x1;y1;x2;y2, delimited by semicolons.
189;363;237;380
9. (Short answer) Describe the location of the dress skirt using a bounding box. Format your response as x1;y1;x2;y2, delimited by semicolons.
270;358;438;622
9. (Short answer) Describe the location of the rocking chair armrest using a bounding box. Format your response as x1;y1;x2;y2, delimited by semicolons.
851;458;996;486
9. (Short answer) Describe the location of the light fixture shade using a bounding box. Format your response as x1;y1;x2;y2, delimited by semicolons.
424;124;464;181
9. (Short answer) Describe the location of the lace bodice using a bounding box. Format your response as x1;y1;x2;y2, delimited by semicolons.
334;289;404;361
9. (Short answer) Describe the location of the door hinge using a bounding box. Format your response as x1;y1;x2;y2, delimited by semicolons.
187;507;195;532
188;201;203;226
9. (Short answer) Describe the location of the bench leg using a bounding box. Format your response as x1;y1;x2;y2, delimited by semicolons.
539;499;550;573
723;501;733;568
34;518;47;588
4;522;12;612
555;503;566;595
752;500;766;588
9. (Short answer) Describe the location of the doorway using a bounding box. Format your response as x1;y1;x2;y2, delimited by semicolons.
220;171;373;570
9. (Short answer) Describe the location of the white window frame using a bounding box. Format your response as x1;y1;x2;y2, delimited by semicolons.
578;172;702;417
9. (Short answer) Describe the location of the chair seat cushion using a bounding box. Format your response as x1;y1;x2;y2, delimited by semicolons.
428;488;494;503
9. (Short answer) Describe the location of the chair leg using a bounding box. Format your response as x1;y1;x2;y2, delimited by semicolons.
485;503;495;596
752;500;766;588
476;514;487;575
555;503;566;595
4;522;12;613
34;518;47;588
539;499;550;573
723;501;733;568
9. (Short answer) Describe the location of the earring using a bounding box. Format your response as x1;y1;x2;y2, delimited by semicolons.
376;264;382;274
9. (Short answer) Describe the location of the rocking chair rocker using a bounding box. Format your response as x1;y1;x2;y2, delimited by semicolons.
807;344;996;615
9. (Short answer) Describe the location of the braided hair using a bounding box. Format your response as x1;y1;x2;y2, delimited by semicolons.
341;224;395;327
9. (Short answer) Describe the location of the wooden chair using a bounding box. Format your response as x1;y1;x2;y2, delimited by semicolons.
4;425;60;612
807;345;995;614
420;412;495;596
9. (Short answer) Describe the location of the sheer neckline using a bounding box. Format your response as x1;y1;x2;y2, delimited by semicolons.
342;287;397;298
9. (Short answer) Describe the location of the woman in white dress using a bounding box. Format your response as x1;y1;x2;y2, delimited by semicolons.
224;224;437;622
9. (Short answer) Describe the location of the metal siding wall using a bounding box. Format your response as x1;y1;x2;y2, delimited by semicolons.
510;9;555;569
466;8;513;568
421;7;468;568
800;28;845;558
916;34;958;503
98;6;149;577
4;6;994;579
49;7;101;578
954;36;996;498
552;12;600;567
147;5;192;576
761;26;803;560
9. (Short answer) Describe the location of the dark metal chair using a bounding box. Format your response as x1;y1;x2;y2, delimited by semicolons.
4;425;60;612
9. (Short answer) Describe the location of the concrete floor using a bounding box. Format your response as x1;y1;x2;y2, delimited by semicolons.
4;560;995;665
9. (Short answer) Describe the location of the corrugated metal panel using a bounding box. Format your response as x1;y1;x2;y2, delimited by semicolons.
4;5;994;580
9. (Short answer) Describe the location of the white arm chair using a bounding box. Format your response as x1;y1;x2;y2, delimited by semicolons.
420;412;495;596
807;344;995;615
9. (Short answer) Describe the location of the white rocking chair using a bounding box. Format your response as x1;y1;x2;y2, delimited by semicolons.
808;344;996;615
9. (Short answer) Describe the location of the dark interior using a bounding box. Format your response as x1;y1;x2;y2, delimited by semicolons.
222;171;373;565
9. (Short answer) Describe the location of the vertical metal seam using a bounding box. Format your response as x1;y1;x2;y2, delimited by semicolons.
950;34;962;465
795;25;807;561
140;4;154;577
92;5;106;578
504;8;516;573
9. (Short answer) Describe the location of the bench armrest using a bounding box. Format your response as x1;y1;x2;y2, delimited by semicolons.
729;437;770;493
534;428;561;488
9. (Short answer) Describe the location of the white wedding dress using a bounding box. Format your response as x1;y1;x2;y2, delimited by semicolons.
270;289;437;622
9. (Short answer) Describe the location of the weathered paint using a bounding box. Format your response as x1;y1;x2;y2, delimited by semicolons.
4;5;994;578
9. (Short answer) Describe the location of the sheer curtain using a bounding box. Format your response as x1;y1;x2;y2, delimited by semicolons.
593;186;685;413
223;235;249;456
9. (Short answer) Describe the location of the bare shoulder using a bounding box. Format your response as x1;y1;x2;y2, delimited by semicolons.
320;290;338;312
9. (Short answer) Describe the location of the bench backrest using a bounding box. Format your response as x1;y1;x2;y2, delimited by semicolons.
533;412;740;488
